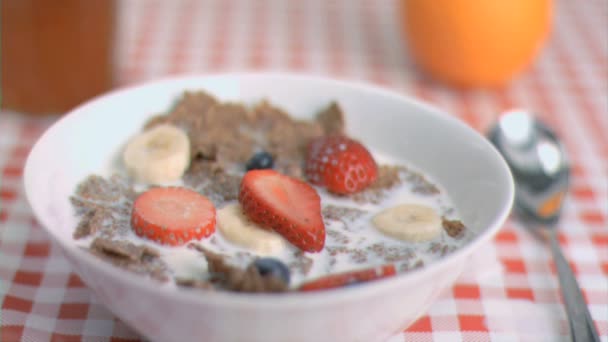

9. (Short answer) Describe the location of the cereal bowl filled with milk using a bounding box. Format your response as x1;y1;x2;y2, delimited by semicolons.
25;73;514;342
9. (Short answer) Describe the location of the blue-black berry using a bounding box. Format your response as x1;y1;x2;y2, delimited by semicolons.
253;257;290;285
343;278;363;288
246;151;274;171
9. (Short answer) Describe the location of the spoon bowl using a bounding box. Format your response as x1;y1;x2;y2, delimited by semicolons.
489;109;570;225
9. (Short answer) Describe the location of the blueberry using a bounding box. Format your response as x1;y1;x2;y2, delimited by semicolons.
253;257;290;285
246;151;274;171
344;278;364;288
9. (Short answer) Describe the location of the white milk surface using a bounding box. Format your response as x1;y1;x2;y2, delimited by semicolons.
75;152;473;289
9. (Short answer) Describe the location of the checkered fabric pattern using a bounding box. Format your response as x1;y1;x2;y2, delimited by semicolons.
1;0;606;341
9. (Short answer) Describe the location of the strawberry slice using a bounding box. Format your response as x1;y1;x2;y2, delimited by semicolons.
131;187;216;246
238;169;325;252
299;264;397;291
305;136;378;194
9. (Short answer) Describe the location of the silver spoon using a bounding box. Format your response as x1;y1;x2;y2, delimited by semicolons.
488;110;600;342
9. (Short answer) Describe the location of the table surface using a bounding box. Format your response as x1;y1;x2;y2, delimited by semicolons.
1;0;606;341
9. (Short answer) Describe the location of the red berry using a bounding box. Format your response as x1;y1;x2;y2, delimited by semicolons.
131;187;216;246
305;136;378;194
238;169;325;252
299;264;397;291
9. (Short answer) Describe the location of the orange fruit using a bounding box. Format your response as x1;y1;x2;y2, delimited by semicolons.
401;0;552;87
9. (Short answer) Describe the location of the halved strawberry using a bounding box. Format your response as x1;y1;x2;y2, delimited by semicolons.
238;169;325;252
131;187;216;246
305;136;378;194
299;264;396;291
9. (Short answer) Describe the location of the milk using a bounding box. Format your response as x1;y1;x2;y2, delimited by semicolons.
74;150;472;290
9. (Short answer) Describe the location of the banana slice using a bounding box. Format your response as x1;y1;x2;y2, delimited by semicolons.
123;124;190;184
217;203;286;255
372;204;441;242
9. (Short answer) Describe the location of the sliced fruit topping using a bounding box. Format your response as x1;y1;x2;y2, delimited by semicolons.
299;264;396;291
123;124;191;184
238;169;325;253
246;151;274;171
131;187;215;246
372;204;441;242
305;135;378;194
217;203;286;255
252;257;291;286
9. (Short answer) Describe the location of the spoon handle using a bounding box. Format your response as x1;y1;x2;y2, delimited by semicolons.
548;229;600;342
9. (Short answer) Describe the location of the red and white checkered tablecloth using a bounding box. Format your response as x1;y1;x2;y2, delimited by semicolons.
1;0;606;341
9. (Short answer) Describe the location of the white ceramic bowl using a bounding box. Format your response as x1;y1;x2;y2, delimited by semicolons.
24;73;513;342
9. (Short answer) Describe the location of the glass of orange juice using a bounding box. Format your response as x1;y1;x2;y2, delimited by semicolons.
1;0;117;115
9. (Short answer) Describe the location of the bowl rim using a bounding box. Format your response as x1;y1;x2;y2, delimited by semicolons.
24;71;514;308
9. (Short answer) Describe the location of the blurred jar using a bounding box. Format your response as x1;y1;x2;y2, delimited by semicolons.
1;0;116;115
